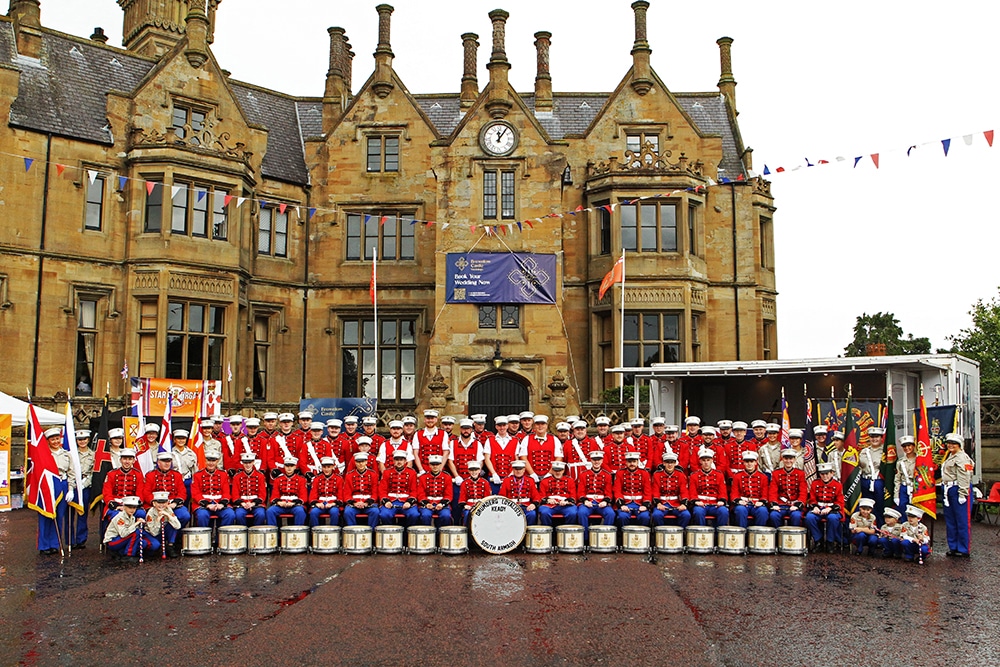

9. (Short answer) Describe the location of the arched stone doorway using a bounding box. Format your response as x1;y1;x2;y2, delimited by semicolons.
468;373;530;426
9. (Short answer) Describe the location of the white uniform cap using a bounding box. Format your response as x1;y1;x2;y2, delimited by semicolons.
883;508;902;520
565;415;580;424
278;413;295;422
533;415;549;424
732;421;748;430
144;423;160;434
742;451;759;461
156;450;173;460
423;409;440;418
75;429;91;439
151;491;170;502
108;428;125;439
309;422;325;430
441;416;455;424
519;411;535;420
362;417;377;425
867;427;885;436
320;456;337;465
624;451;640;460
392;451;408;459
467;460;482;469
556;422;571;432
817;462;834;473
353;453;368;462
832;431;845;441
263;412;279;420
685;416;701;426
241;452;256;463
120;448;136;457
899;435;915;446
765;423;780;433
858;498;875;509
43;427;62;439
205;450;221;460
199;421;214;429
212;415;226;424
388;420;404;429
751;420;767;428
651;417;666;426
788;429;803;439
630;418;644;426
813;425;828;435
327;419;342;427
356;436;372;445
945;433;963;444
698;447;715;459
297;411;313;420
665;425;679;433
472;414;487;423
906;505;924;518
589;450;605;459
506;415;520;423
595;416;611;425
428;455;444;465
459;418;474;428
573;421;588;429
229;415;244;423
280;456;296;466
610;424;626;433
701;426;717;437
245;418;261;427
495;416;508;425
550;460;567;470
717;420;733;429
780;449;797;458
662;451;678;462
122;496;142;507
343;416;359;424
511;460;527;468
402;416;417;424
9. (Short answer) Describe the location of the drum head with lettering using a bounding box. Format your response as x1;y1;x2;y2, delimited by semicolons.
470;495;527;554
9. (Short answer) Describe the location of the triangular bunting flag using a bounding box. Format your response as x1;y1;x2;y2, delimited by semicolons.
835;156;846;162
470;225;477;233
279;203;287;215
364;214;371;224
146;180;157;196
196;189;206;203
441;222;449;230
118;175;127;190
941;139;951;156
24;157;33;172
237;197;247;208
907;146;917;157
87;169;98;185
963;134;974;146
408;218;416;225
55;164;65;177
525;220;534;229
736;173;745;181
308;207;317;219
260;200;269;209
516;222;522;232
853;157;862;168
870;154;879;169
817;160;829;165
500;225;507;236
379;215;388;226
171;185;183;201
223;194;233;207
985;130;994;147
775;167;785;173
720;177;731;184
805;158;814;167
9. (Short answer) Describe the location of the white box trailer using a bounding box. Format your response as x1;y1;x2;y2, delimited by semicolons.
616;354;981;482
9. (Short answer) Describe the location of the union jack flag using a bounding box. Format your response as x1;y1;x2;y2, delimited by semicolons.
25;404;61;519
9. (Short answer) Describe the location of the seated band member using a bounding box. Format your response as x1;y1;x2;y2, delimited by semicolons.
342;452;380;528
900;505;930;562
379;450;420;527
265;456;308;526
103;448;147;523
769;449;807;528
309;456;344;528
804;461;845;552
688;447;730;527
145;491;182;557
538;461;579;527
651;451;691;528
878;508;904;558
730;450;769;528
458;460;492;525
417;455;454;527
103;496;159;559
144;451;190;553
231;452;268;527
499;460;538;525
576;450;616;540
850;498;879;555
192;452;235;527
614;451;651;527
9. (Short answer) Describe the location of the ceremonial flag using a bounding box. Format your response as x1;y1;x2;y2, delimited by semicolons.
120;360;129;380
803;391;817;485
189;395;208;471
912;387;937;519
26;404;61;519
779;388;790;449
157;397;173;455
370;255;377;304
598;252;624;300
89;396;114;511
62;401;85;515
841;390;863;514
880;396;898;508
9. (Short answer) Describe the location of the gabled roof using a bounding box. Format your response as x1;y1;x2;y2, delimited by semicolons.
675;92;745;178
229;82;310;184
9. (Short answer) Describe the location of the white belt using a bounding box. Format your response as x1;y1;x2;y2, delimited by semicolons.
240;495;260;502
279;495;299;502
515;497;531;503
623;495;643;501
388;493;409;499
204;494;223;501
697;495;717;502
319;496;339;503
426;496;444;502
661;495;679;501
585;494;605;501
352;494;372;501
817;502;833;507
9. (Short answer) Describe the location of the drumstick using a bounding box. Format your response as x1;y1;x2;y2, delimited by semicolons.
162;517;167;560
138;521;144;564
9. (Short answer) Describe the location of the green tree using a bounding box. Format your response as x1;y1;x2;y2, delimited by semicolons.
844;312;931;357
947;288;1000;394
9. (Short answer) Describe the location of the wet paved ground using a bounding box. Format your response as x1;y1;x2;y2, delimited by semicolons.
1;509;997;667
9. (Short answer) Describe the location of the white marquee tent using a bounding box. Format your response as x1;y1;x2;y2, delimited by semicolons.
0;391;66;426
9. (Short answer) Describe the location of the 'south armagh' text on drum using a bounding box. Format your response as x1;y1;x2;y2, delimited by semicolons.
470;496;528;554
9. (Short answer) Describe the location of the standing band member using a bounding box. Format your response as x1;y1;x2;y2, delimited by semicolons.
37;427;70;555
70;429;95;549
940;432;973;557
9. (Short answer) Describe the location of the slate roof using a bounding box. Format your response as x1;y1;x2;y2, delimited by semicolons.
675;92;746;179
229;83;309;184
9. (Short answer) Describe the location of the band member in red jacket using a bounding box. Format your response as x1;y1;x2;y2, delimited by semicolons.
144;450;190;549
614;452;651;526
499;460;538;524
688;447;729;526
379;451;420;526
519;415;562;480
484;417;518;493
266;456;308;526
342;452;379;527
676;416;705;473
804;461;846;550
308;457;343;527
651;451;690;528
191;451;234;526
538;461;578;526
232;452;268;526
458;460;493;525
769;449;808;528
729;451;770;527
417;455;454;527
103;448;147;521
576;451;616;539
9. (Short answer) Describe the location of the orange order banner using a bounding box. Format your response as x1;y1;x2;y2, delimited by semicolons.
0;414;11;512
133;378;221;418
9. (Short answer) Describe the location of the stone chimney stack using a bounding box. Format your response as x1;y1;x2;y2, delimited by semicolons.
630;1;653;95
716;37;738;115
460;33;479;110
184;0;210;68
533;31;552;112
119;0;220;59
485;9;512;119
344;35;354;94
372;4;394;98
90;27;109;44
323;26;347;134
8;0;42;58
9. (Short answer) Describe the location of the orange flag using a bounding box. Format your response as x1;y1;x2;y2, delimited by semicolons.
598;254;624;300
912;387;937;519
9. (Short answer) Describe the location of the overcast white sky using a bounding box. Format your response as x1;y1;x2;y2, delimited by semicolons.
38;0;1000;359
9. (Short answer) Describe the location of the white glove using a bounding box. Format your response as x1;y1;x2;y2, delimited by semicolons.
893;496;900;506
337;463;346;474
66;486;75;504
586;462;594;470
452;476;463;485
490;474;501;485
958;495;967;505
530;473;540;483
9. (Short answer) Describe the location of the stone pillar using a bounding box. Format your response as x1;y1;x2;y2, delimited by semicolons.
460;32;479;109
547;371;569;419
485;9;512;118
323;27;347;133
184;0;211;68
533;31;552;111
717;36;737;115
630;1;652;95
372;4;395;98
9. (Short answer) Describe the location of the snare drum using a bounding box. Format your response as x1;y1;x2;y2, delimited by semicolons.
588;525;618;553
654;525;684;554
525;525;553;553
342;526;373;554
777;526;808;556
280;526;310;554
685;525;716;554
375;525;405;554
555;525;585;553
622;525;650;553
407;526;436;554
747;526;777;555
439;526;469;555
181;527;213;556
311;525;341;554
470;496;527;555
217;525;248;555
248;525;278;555
717;526;747;555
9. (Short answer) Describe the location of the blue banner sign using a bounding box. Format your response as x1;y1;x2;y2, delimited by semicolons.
445;252;556;304
300;398;377;421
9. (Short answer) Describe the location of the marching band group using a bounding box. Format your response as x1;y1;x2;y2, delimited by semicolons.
34;409;975;561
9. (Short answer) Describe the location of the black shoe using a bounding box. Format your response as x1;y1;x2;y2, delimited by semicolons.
945;549;957;557
73;543;87;550
167;543;181;558
955;551;970;558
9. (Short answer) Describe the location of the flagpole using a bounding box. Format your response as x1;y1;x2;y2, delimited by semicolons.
618;249;625;405
372;249;378;405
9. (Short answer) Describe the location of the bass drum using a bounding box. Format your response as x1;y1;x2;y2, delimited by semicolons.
469;496;527;555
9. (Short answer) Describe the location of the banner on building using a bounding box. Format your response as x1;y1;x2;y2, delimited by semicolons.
923;404;958;466
0;414;10;512
445;253;556;304
300;398;377;421
130;378;221;418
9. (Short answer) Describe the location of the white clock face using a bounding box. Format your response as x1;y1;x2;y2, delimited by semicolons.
481;121;517;156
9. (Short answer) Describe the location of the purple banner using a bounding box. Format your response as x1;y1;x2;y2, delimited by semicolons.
446;253;556;304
